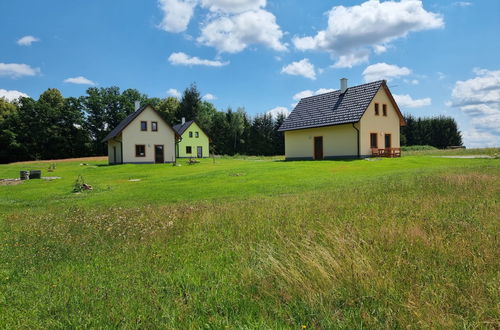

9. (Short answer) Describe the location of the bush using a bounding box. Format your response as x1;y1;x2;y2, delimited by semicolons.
401;145;438;151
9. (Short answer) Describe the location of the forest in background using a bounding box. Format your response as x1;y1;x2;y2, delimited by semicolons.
0;84;462;163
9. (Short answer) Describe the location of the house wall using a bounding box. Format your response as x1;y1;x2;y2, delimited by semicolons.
359;87;401;156
107;138;122;164
121;106;176;163
177;122;210;158
284;124;358;160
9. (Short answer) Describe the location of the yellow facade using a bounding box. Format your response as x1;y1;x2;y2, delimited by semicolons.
107;106;177;164
359;87;402;156
284;123;358;160
284;86;403;160
176;122;210;158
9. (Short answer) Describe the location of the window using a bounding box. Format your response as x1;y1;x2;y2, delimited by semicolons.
195;132;199;138
135;145;146;157
385;134;392;148
140;121;147;131
189;131;193;138
383;104;387;116
186;146;192;154
375;103;379;116
370;133;378;148
152;121;158;132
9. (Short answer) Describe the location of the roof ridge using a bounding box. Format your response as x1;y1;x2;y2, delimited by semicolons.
298;80;385;102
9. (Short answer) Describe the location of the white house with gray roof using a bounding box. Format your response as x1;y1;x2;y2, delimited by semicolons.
102;103;179;164
279;79;406;160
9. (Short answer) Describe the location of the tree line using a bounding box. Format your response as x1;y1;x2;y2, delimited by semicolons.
400;114;463;148
0;84;463;164
0;84;286;163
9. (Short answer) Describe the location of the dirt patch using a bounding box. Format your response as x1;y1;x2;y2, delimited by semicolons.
0;179;23;186
11;156;107;165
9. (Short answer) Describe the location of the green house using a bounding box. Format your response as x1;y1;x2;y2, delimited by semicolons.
173;119;210;158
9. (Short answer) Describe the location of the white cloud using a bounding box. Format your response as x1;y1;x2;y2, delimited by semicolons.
197;9;286;53
0;63;40;78
168;52;229;67
200;0;265;13
266;106;290;119
203;93;217;100
404;79;419;85
158;0;197;33
63;76;96;85
17;35;40;46
449;68;500;147
394;94;431;108
453;2;472;7
362;63;412;82
293;0;444;68
281;59;316;80
0;89;29;101
292;88;335;101
167;88;181;98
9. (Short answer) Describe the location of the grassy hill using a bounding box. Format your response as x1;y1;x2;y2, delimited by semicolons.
0;150;499;328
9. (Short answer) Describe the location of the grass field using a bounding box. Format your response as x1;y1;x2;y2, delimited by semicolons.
1;150;499;328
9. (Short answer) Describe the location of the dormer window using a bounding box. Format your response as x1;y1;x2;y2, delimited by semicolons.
375;103;379;116
140;121;147;131
383;104;387;116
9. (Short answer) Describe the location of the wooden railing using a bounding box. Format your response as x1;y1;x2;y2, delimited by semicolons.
371;148;401;158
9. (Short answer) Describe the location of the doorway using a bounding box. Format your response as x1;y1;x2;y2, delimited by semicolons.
154;145;164;163
314;137;323;160
197;146;203;158
385;134;392;148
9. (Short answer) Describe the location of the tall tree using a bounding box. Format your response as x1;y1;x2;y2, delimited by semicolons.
156;97;180;124
177;83;202;122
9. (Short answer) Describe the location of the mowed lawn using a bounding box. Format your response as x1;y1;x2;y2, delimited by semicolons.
0;151;499;328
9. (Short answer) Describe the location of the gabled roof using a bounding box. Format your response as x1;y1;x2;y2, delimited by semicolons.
173;120;211;141
278;80;405;132
172;120;194;136
102;105;179;142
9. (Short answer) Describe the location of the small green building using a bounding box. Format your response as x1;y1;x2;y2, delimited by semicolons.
173;119;210;158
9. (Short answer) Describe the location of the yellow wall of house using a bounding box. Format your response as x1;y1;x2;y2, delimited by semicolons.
177;122;210;158
284;124;358;159
359;87;401;156
119;106;176;163
107;138;122;164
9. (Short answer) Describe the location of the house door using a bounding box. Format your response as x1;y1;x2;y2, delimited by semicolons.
314;137;323;160
197;146;203;158
154;145;164;163
385;134;392;148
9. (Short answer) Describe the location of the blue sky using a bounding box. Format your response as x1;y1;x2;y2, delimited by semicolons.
1;0;499;147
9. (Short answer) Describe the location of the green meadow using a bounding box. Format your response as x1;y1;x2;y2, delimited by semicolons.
0;150;499;328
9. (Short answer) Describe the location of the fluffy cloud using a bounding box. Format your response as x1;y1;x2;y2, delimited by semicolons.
0;89;29;101
0;63;39;78
168;52;228;66
158;0;197;33
203;93;217;100
200;0;265;13
197;9;286;53
63;76;96;85
293;0;444;68
363;63;412;82
453;2;472;7
394;94;431;108
167;88;181;98
292;88;335;101
281;59;316;80
266;106;290;119
450;68;500;146
17;35;40;46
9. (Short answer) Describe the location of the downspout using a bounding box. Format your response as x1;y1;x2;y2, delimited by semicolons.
119;140;123;164
352;123;360;158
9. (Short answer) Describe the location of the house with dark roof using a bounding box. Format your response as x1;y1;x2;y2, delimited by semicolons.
173;118;210;158
279;78;406;160
102;103;179;164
